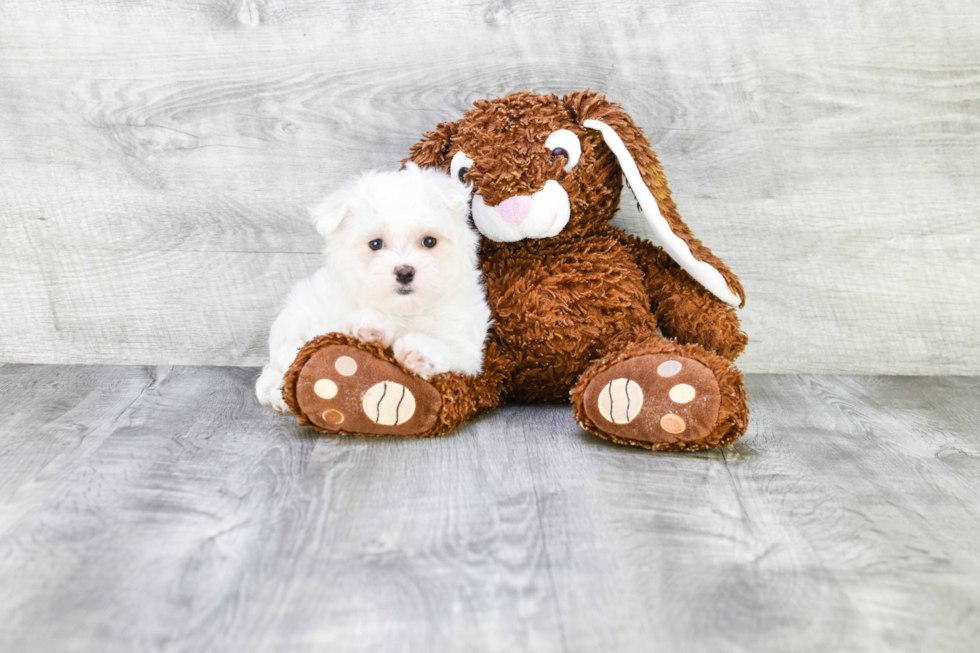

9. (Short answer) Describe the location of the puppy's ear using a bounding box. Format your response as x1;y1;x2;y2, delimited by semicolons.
420;166;472;217
566;91;745;308
309;188;351;237
440;176;473;217
402;120;460;170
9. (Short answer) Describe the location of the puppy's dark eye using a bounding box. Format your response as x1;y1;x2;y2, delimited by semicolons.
422;236;437;248
369;239;384;251
551;147;568;160
457;167;469;183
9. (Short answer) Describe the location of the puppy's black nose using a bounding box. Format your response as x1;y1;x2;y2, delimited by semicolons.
394;265;415;285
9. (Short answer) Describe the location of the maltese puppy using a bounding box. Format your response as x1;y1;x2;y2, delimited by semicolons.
256;163;491;413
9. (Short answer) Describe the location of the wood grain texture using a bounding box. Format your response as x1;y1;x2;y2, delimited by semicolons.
1;0;978;372
1;365;979;651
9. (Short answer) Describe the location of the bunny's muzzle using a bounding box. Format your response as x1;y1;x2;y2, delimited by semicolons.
471;180;571;243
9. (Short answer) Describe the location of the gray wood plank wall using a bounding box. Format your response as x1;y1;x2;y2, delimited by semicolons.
1;0;978;373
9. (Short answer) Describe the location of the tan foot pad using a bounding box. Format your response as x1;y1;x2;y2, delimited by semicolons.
294;345;441;436
583;354;722;445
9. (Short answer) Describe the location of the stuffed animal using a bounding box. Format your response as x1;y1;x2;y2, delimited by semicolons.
283;91;748;450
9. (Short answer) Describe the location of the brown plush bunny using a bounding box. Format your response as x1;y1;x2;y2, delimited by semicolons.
283;91;749;450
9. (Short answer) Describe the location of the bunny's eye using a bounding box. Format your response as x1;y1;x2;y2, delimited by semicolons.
545;129;582;172
450;151;474;184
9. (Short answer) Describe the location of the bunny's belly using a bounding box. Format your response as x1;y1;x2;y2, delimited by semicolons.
483;237;656;403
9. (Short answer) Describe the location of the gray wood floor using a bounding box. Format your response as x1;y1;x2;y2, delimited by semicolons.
1;364;978;652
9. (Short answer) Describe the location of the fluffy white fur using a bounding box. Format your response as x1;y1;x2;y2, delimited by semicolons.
256;163;491;413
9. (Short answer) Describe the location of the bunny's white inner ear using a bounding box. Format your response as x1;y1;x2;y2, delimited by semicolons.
583;119;741;308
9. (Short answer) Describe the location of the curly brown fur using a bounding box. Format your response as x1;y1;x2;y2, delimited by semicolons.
622;233;747;361
288;90;749;450
564;92;745;306
481;228;655;402
407;90;744;306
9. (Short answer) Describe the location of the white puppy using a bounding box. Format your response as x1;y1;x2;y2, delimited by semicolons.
256;163;491;413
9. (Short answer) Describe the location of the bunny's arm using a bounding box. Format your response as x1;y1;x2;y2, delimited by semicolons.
623;234;747;361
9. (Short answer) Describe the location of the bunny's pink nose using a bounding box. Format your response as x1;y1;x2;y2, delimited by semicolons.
496;195;533;225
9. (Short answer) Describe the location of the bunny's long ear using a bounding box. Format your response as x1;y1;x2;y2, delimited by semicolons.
402;120;460;169
569;92;744;308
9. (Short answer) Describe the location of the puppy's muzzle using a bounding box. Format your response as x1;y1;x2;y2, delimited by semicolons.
395;265;415;294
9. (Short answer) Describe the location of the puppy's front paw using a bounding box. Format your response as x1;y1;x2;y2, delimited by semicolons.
269;394;289;414
256;366;291;414
397;349;439;379
343;310;395;345
393;333;452;379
